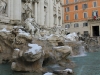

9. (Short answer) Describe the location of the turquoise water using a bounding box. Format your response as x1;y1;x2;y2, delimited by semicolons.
0;63;42;75
1;51;100;75
70;51;100;75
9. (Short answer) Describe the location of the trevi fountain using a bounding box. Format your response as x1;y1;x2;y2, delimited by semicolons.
0;0;100;75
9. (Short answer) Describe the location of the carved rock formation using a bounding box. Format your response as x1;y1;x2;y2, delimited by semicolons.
0;26;73;72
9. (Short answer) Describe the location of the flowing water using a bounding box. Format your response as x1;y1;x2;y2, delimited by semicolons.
72;46;87;57
70;51;100;75
0;63;42;75
0;47;100;75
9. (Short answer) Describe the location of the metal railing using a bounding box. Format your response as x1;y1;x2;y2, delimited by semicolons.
88;16;100;21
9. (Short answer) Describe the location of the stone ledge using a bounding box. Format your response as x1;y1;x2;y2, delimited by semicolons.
0;17;10;24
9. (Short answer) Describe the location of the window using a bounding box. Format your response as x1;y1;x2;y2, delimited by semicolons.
65;24;70;28
83;22;88;27
93;1;97;7
75;5;78;10
84;12;88;18
66;0;69;4
92;11;98;17
66;7;70;12
66;15;69;20
74;23;79;27
74;0;78;3
82;4;88;9
84;31;89;36
74;13;78;20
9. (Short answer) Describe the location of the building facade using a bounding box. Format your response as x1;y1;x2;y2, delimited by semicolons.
0;0;62;28
63;0;100;37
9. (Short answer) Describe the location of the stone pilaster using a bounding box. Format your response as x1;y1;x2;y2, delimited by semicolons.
49;0;53;27
46;0;49;27
60;6;62;26
56;4;58;27
35;2;38;22
10;0;21;24
37;1;40;24
34;0;40;22
40;0;44;25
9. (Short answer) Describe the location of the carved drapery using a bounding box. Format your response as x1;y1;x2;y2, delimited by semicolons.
0;0;7;16
0;0;10;23
22;0;39;21
34;0;39;3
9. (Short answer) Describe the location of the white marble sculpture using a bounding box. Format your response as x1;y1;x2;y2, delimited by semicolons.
0;0;7;15
23;0;34;19
24;18;36;35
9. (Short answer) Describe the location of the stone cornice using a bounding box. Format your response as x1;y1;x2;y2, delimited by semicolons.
56;0;61;4
22;0;39;3
56;0;60;2
33;0;39;3
62;0;88;7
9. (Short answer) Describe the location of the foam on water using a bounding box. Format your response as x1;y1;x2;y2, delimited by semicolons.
72;46;87;57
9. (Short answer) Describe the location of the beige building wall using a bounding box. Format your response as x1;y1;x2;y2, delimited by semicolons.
62;0;100;37
63;21;90;35
63;19;100;37
89;20;100;37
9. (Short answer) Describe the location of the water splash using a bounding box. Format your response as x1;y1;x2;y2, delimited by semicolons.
72;46;87;57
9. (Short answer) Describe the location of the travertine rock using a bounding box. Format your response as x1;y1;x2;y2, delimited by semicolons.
53;46;72;61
